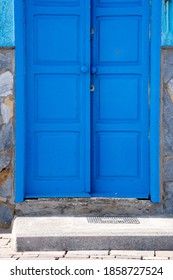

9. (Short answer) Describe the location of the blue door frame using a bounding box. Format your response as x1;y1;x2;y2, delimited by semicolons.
14;0;161;203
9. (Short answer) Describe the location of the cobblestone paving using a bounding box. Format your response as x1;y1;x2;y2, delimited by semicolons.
0;234;173;260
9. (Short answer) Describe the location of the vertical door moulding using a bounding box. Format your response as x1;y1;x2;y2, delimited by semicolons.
14;0;25;202
150;0;162;202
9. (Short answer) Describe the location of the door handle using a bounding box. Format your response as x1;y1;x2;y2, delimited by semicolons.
81;65;89;74
91;66;98;74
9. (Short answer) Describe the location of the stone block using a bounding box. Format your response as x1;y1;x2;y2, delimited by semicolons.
0;155;10;172
0;71;13;97
0;197;7;203
0;204;14;226
4;95;13;119
0;178;12;198
164;183;173;213
164;158;173;182
1;103;10;123
163;89;173;156
0;123;13;151
167;79;173;103
163;63;173;84
0;167;10;186
15;198;164;216
163;49;173;66
0;51;13;70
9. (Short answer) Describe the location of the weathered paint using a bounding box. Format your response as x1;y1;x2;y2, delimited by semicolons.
162;0;173;46
0;0;14;47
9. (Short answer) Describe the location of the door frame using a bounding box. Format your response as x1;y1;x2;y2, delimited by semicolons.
14;0;162;203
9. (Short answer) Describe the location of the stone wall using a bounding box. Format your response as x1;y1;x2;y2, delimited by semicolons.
162;48;173;214
0;49;14;227
0;48;173;228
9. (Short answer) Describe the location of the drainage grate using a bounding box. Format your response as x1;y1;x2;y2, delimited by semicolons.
87;217;140;224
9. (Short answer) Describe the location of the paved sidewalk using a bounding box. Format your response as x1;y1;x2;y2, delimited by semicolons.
0;233;173;260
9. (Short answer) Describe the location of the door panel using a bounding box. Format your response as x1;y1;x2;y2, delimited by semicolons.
97;75;140;121
98;17;141;64
91;0;150;197
35;15;79;63
25;0;90;197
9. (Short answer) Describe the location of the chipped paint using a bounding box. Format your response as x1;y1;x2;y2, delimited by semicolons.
0;0;14;46
162;0;173;45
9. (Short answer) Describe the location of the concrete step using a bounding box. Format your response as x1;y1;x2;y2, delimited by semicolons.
12;216;173;251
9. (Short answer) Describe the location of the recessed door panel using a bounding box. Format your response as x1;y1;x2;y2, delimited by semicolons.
35;75;80;122
36;132;80;178
97;75;140;121
35;15;79;63
98;17;141;64
97;132;140;178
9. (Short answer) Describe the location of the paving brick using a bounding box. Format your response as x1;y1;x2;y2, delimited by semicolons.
116;256;141;260
22;253;39;257
90;256;115;259
142;257;169;260
0;248;13;254
0;239;10;246
11;253;24;258
65;255;90;259
38;251;66;258
37;256;56;260
0;258;14;260
17;256;39;260
0;254;13;258
0;234;11;239
156;251;173;258
66;250;109;257
59;257;89;260
110;250;155;257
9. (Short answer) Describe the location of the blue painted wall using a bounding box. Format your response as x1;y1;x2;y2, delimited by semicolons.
0;0;14;46
162;0;173;45
0;0;172;47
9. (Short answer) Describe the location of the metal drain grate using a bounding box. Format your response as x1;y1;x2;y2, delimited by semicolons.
87;217;140;224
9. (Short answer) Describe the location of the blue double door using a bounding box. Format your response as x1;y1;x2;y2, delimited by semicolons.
25;0;150;198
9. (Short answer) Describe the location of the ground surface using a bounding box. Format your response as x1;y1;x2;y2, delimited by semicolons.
0;232;173;260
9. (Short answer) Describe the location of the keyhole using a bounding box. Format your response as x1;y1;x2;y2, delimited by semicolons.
90;85;95;92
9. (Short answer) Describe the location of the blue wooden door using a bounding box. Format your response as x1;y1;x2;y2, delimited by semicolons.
25;0;91;197
25;0;150;198
91;0;150;198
